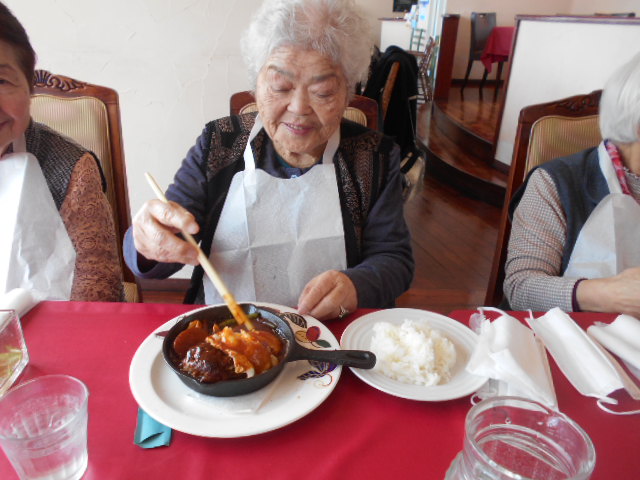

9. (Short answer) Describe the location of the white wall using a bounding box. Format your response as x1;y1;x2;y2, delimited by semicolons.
6;0;262;218
495;18;640;165
445;0;637;80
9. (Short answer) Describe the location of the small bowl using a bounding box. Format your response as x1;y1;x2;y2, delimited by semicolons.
162;304;375;397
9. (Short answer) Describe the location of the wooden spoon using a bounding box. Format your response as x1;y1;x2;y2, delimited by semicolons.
144;172;254;330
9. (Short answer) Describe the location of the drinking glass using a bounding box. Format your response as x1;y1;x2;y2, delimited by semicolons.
0;375;89;480
0;310;29;397
446;396;596;480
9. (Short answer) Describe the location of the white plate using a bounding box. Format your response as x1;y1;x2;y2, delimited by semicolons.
129;303;341;437
340;309;486;401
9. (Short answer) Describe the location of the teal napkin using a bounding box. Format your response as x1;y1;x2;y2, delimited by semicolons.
134;408;172;448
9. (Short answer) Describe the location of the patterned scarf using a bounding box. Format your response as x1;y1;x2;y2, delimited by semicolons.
605;139;634;197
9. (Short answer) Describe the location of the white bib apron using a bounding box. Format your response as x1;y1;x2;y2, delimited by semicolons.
204;115;347;306
0;136;76;300
564;143;640;278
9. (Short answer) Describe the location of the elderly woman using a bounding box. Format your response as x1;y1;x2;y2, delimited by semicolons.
504;51;640;316
0;2;123;301
125;0;414;320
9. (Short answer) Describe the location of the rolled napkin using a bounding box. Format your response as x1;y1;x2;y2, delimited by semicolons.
134;408;172;449
0;288;37;317
588;314;640;374
466;307;557;409
527;307;640;409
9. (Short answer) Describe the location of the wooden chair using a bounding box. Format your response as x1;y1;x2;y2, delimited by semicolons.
484;90;602;307
230;92;378;131
410;36;436;104
30;70;140;302
461;12;496;90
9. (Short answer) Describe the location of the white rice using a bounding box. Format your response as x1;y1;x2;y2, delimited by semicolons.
370;319;456;386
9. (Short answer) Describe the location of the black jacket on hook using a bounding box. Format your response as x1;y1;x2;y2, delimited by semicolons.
363;45;419;159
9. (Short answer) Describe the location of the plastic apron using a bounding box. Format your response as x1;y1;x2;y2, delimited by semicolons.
0;135;75;300
564;143;640;278
204;115;347;306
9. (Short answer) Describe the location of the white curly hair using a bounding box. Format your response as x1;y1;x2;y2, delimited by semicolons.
241;0;372;94
600;51;640;144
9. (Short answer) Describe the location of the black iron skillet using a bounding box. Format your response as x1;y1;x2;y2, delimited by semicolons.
162;304;375;397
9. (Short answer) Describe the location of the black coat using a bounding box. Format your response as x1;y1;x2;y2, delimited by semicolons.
363;46;419;158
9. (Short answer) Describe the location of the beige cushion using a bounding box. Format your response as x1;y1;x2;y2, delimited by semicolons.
238;102;369;128
526;115;601;173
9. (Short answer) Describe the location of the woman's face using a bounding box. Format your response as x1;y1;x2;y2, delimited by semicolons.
0;40;31;156
255;46;348;167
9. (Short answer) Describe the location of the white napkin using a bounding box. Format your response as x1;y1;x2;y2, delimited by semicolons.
527;307;640;413
0;288;38;317
588;314;640;378
466;307;557;409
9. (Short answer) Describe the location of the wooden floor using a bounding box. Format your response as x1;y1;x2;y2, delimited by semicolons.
142;86;503;315
434;84;504;142
395;174;500;314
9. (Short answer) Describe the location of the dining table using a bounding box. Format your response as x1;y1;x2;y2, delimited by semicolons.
480;26;516;73
1;301;638;479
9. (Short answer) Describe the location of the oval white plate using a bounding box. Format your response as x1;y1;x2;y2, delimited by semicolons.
341;309;486;401
129;303;341;437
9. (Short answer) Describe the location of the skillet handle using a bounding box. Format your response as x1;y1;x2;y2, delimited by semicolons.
290;346;376;369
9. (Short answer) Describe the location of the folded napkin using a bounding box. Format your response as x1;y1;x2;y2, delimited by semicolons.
527;307;640;414
134;408;172;448
0;288;37;317
466;307;557;408
588;314;640;378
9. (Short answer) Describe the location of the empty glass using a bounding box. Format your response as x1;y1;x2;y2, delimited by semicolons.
0;310;29;397
0;375;89;480
446;396;596;480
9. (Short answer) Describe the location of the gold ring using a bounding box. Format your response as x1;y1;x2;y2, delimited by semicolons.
338;305;349;319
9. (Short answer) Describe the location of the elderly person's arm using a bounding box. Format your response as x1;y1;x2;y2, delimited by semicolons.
298;145;414;318
504;169;580;311
506;167;640;316
61;153;124;301
123;133;208;278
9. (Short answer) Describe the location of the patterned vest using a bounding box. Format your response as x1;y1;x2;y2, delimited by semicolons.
511;147;610;273
185;113;396;303
24;121;99;210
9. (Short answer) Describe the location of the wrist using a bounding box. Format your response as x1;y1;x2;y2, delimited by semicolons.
571;278;587;311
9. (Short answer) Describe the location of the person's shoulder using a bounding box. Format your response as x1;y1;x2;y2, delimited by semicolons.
540;146;599;173
203;112;257;138
26;121;88;160
340;119;393;148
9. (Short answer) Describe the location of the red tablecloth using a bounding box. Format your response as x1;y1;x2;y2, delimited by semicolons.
1;303;638;479
481;26;515;72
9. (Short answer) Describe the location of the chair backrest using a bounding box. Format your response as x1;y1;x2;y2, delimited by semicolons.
30;70;140;302
229;91;378;131
381;62;401;121
484;90;602;307
470;12;496;60
416;36;436;103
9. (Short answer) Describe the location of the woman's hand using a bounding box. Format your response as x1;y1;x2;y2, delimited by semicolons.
576;266;640;317
297;270;357;322
132;199;200;265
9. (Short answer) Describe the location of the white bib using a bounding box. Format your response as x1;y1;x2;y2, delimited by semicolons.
204;115;347;307
564;143;640;278
0;136;75;300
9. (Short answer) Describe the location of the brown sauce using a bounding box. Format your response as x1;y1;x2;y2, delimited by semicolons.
174;316;284;383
